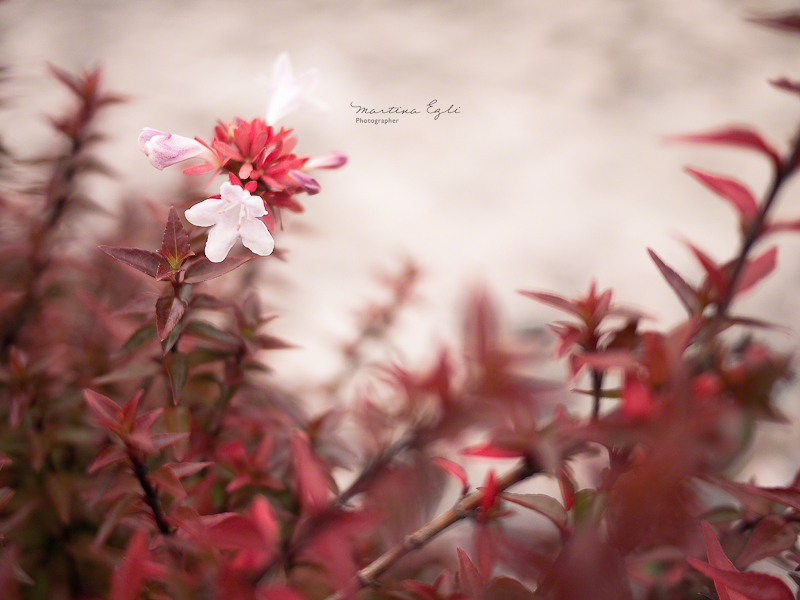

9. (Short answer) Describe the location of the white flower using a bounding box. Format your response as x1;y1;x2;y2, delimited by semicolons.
137;128;215;171
185;182;275;262
263;53;327;126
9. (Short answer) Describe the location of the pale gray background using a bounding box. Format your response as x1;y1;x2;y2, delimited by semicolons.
3;0;800;482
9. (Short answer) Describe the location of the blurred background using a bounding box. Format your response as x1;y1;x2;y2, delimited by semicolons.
3;0;800;481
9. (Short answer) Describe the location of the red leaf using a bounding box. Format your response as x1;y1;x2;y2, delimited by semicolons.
183;255;253;283
456;547;486;598
83;389;122;431
735;515;797;569
518;290;583;319
155;295;188;341
431;457;468;494
735;247;777;296
109;530;149;600
256;586;308;600
750;13;800;34
667;127;781;171
684;168;759;220
648;249;700;314
769;77;800;97
160;206;192;264
687;558;793;600
289;431;335;516
687;243;729;299
99;246;162;278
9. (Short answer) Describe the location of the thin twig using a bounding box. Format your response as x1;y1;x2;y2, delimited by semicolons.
323;458;540;600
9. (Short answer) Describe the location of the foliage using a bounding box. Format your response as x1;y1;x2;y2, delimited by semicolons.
4;15;800;600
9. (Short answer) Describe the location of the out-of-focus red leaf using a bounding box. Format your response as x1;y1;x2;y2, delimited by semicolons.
256;585;309;600
750;13;800;33
501;493;568;532
687;243;729;299
735;246;777;296
289;431;335;516
648;249;700;314
432;457;469;494
108;530;149;600
460;442;526;459
519;290;583;319
99;246;162;278
183;255;253;283
87;445;127;473
684;168;759;220
687;557;793;600
83;389;122;431
769;77;800;97
621;372;656;421
482;577;537;600
203;513;265;551
456;547;486;598
735;515;797;568
155;295;188;341
667;127;781;171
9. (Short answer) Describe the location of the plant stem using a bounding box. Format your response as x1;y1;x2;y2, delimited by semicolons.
129;451;172;536
322;457;540;600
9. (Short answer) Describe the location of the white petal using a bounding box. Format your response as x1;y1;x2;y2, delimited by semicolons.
239;218;275;256
204;222;239;263
185;198;226;227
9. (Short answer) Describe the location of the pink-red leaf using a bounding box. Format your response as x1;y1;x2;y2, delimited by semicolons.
735;247;777;296
518;290;583;319
648;249;700;314
456;547;486;598
183;255;253;283
735;515;797;569
685;168;759;220
687;558;793;600
99;246;162;278
667;127;781;171
83;389;122;431
431;457;468;494
688;244;729;299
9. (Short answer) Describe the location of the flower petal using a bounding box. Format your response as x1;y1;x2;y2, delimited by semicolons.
239;218;275;257
185;198;226;227
205;222;240;263
303;151;348;170
289;170;321;195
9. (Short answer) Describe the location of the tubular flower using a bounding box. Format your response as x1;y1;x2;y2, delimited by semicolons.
209;117;345;212
137;128;217;172
185;180;274;262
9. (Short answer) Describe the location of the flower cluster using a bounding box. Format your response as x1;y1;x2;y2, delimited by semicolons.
138;54;346;262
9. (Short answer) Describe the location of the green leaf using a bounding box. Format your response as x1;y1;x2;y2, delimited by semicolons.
93;362;161;385
113;324;157;358
182;320;241;348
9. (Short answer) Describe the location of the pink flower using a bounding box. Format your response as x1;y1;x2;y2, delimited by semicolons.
185;181;274;262
138;128;217;172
